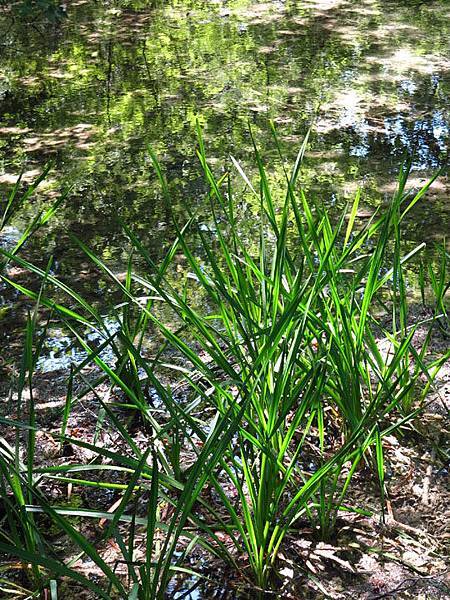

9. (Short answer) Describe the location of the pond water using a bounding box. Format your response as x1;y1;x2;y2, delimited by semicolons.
0;0;449;369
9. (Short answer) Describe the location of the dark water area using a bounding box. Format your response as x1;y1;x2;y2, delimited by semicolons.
0;0;449;370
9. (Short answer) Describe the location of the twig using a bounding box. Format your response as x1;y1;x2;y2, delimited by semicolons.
422;448;435;506
368;570;450;599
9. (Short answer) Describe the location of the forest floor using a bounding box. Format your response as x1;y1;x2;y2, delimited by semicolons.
0;305;449;599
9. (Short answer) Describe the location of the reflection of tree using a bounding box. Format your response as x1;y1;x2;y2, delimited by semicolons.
105;37;113;126
2;0;65;21
0;0;448;273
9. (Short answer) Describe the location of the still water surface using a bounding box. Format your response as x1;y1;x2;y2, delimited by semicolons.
0;0;449;367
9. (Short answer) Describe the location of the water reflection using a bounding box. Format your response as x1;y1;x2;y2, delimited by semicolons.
0;0;448;364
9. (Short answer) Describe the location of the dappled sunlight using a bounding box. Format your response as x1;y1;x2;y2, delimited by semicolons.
302;0;349;12
225;1;288;24
20;123;96;153
0;168;41;185
0;126;32;135
379;176;448;196
372;47;450;75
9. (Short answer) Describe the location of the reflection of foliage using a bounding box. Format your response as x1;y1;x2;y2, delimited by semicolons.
5;0;66;21
0;0;448;281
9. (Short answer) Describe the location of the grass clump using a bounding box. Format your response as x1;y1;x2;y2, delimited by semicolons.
0;128;448;598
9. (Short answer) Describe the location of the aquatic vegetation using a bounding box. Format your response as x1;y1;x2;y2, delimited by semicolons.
0;167;65;265
0;132;448;598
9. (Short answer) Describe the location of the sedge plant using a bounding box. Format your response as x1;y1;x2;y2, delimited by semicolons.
0;128;448;596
